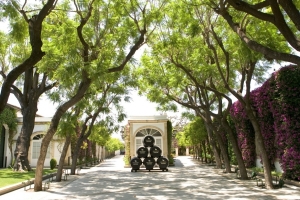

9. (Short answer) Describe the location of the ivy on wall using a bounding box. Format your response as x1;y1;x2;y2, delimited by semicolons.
0;107;18;144
0;107;17;134
0;106;18;166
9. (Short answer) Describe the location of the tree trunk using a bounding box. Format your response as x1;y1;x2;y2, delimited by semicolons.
222;119;248;179
14;105;38;171
8;129;16;167
246;106;274;189
92;142;96;163
34;128;55;191
199;143;202;161
204;123;222;168
101;146;105;161
202;140;207;163
213;127;231;172
0;12;49;114
197;144;201;161
205;115;231;172
56;135;71;182
34;74;91;191
9;145;13;167
71;137;85;175
14;134;31;171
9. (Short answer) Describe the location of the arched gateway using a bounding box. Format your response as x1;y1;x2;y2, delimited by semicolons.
128;115;169;158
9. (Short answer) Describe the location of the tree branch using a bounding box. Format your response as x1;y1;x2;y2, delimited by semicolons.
217;8;300;65
226;0;300;51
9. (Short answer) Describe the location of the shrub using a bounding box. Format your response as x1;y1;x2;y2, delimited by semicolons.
50;158;57;170
123;155;130;166
168;154;174;165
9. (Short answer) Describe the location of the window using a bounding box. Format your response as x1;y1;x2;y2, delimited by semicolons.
135;128;162;137
155;138;162;149
135;128;163;155
136;138;142;153
32;134;50;159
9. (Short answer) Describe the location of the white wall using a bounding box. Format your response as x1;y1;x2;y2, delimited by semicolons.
2;116;67;168
256;158;283;173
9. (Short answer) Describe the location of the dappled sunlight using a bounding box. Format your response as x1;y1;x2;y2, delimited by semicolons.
2;155;298;199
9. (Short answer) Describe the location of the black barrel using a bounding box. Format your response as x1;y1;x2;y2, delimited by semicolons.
143;157;156;170
130;157;142;170
136;146;149;158
150;145;162;158
143;135;155;147
157;156;169;170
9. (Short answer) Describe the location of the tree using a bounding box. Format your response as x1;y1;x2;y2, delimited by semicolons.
184;117;207;159
199;10;275;187
176;117;207;159
70;81;127;175
0;0;57;113
135;1;255;177
11;66;56;171
169;3;270;180
34;0;164;191
0;1;61;172
105;137;123;153
89;124;111;161
54;110;78;182
212;0;300;65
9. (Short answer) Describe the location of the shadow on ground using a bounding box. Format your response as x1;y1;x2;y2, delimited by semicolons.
43;156;300;200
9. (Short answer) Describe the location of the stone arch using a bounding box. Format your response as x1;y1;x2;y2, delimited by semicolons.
134;126;163;137
134;126;163;155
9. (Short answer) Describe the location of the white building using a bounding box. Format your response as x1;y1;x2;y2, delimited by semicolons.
128;115;169;158
0;104;70;168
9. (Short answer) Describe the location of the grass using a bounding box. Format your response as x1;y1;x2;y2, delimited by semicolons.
0;168;56;188
271;171;283;177
250;166;264;173
250;167;283;177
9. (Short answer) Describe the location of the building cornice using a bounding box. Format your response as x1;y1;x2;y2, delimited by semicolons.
128;115;169;123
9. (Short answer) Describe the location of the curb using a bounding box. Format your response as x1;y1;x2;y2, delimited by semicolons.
0;173;57;196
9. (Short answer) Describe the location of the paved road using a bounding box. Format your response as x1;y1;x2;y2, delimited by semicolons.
1;155;300;200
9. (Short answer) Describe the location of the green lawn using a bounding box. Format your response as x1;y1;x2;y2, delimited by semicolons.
0;168;56;188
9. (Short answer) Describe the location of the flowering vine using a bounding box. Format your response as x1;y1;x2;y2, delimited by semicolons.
229;65;300;180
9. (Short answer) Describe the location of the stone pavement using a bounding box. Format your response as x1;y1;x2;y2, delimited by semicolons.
1;155;300;200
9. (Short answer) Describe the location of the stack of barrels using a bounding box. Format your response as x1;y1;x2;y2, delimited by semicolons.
130;135;169;172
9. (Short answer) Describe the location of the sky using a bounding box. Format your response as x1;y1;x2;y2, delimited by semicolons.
8;90;162;118
8;89;173;123
8;89;176;139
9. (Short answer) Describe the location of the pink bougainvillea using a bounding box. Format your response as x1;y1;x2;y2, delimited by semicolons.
269;66;300;180
250;79;277;164
230;65;300;180
230;101;256;168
